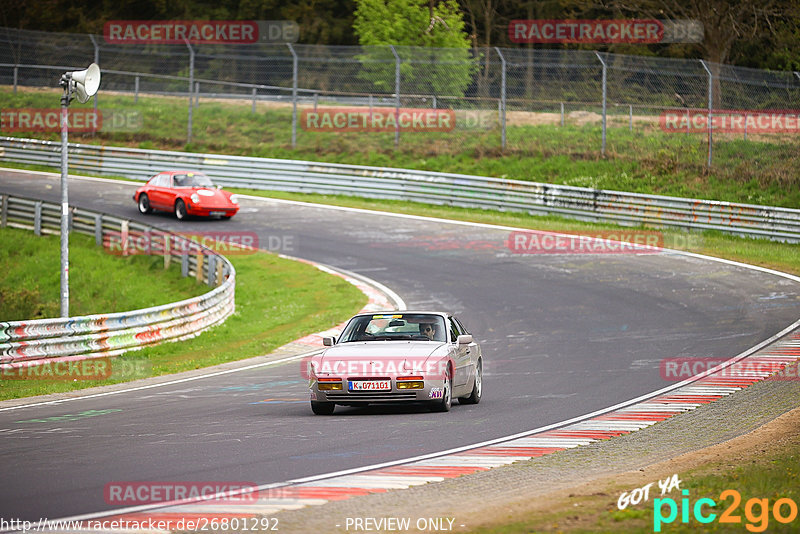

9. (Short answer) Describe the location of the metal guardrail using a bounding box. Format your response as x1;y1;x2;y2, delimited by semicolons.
1;136;799;242
0;192;236;369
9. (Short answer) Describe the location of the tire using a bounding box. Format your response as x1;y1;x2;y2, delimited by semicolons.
137;194;152;214
311;401;335;415
430;367;452;412
174;199;187;220
459;359;482;405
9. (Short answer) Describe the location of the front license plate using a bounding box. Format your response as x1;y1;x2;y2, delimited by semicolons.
348;380;391;391
209;211;226;216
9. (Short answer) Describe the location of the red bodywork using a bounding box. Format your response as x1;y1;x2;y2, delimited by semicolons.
132;170;239;220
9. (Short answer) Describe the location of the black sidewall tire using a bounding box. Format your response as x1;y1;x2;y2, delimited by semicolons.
311;401;335;415
138;194;151;214
175;199;187;220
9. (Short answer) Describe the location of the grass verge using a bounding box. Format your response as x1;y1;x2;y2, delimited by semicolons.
1;87;798;208
0;227;367;400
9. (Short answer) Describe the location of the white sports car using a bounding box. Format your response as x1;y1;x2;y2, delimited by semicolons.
307;311;482;415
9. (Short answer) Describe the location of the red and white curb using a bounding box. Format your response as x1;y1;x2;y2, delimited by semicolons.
59;330;799;532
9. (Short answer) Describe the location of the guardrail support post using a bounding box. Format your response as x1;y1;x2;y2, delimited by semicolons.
216;260;224;287
207;254;217;286
287;43;298;149
196;253;204;282
164;234;171;269
1;195;7;227
495;47;507;150
185;40;195;144
390;45;401;149
699;60;713;168
34;201;42;236
595;51;607;157
94;213;102;245
181;253;189;277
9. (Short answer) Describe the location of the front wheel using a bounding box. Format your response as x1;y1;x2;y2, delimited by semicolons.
430;368;452;412
311;401;335;415
137;194;152;214
459;359;482;405
174;199;187;220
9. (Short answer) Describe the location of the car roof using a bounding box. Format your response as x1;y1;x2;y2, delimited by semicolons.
351;310;451;318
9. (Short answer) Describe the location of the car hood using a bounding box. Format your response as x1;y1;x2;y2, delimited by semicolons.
189;188;231;203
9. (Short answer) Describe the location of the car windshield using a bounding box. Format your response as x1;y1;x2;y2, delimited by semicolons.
173;172;214;188
338;313;447;343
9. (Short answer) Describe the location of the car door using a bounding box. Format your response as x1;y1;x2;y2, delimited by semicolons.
448;317;471;388
147;174;171;210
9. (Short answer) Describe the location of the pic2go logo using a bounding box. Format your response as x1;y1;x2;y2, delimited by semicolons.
654;489;798;532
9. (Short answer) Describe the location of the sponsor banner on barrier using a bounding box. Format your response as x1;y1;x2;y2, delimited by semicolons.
660;357;800;381
509;19;702;44
103;20;298;44
103;231;267;256
0;109;143;133
506;230;664;254
104;481;259;505
660;109;800;134
300;107;456;133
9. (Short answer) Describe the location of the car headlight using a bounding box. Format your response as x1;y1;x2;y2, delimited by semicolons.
191;193;200;203
230;195;239;205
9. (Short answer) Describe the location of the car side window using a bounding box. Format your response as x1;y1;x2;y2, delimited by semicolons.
449;319;460;344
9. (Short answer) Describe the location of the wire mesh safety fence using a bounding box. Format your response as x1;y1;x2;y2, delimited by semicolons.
1;26;800;164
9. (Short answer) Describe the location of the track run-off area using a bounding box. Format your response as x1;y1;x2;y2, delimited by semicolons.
1;168;799;527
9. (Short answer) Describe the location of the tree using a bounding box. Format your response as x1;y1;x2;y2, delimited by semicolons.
353;0;476;98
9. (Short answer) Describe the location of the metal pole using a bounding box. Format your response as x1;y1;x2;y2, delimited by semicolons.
744;112;748;141
89;35;99;114
699;60;713;168
134;76;139;103
595;51;607;156
495;47;507;150
13;66;18;94
186;41;194;144
432;94;437;109
314;92;318;112
195;82;200;108
59;78;70;317
560;102;564;126
252;87;257;113
390;45;401;149
287;43;298;149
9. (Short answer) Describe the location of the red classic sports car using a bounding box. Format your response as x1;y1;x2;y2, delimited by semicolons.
133;170;240;220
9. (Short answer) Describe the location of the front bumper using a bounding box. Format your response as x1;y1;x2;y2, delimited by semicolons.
310;377;447;404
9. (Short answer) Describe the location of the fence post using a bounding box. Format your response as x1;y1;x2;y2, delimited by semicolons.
181;252;189;277
629;105;633;132
699;60;713;168
34;201;42;236
134;75;139;103
13;65;18;94
287;43;298;149
495;47;507;150
164;233;171;270
252;87;257;113
744;111;748;141
89;34;99;114
313;92;318;111
207;254;217;286
432;94;437;109
560;102;564;126
194;82;200;108
595;51;607;156
185;41;194;144
390;45;401;149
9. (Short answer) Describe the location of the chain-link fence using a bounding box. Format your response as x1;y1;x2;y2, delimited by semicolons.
1;26;799;165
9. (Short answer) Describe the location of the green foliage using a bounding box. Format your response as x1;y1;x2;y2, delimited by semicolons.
353;0;476;97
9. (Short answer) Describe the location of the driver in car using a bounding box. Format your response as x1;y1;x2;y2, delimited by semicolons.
419;321;437;341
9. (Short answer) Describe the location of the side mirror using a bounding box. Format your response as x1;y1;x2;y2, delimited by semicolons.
457;334;473;345
323;336;336;346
